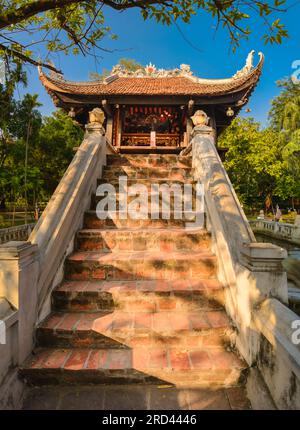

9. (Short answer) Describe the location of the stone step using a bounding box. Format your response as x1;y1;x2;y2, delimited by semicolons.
22;384;251;410
106;154;192;169
19;345;247;388
102;166;192;181
83;211;202;229
52;279;225;312
90;191;198;211
64;250;217;281
76;228;211;252
97;178;196;188
36;309;232;349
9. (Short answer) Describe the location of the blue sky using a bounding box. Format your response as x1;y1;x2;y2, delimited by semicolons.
20;1;300;126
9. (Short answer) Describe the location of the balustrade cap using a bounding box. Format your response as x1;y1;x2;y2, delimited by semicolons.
0;241;38;259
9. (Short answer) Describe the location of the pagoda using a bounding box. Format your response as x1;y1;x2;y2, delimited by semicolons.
39;51;264;153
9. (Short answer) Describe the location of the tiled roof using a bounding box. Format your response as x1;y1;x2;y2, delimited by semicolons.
39;73;259;97
39;54;264;102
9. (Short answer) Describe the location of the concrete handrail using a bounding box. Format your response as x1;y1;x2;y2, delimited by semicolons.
191;127;287;301
29;126;107;318
191;127;255;263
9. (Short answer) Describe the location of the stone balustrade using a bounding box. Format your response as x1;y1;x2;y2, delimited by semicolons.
250;219;300;245
190;125;300;409
0;223;35;245
0;117;107;408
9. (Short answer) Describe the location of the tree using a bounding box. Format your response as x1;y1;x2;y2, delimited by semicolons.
218;117;299;211
269;78;300;131
0;1;289;71
35;110;83;196
0;94;83;213
90;57;143;80
0;60;27;168
269;78;300;193
0;60;28;208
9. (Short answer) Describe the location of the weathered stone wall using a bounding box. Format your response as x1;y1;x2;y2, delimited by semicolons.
0;298;22;409
254;299;300;409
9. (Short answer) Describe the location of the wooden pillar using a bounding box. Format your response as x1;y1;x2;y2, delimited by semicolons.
186;120;193;146
186;99;194;145
113;105;121;148
102;100;113;145
210;107;217;143
106;118;113;145
117;105;122;147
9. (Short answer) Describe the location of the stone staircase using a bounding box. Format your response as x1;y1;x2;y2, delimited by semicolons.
20;154;251;409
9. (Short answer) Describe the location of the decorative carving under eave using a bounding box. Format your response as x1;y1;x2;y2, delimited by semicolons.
50;91;60;107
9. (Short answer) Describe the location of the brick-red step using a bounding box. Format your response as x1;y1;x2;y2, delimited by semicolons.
52;279;225;312
102;166;192;181
20;345;247;387
84;211;199;229
76;228;211;252
36;309;232;349
64;250;217;281
106;154;192;168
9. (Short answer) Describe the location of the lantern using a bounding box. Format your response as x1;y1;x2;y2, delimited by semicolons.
226;107;234;117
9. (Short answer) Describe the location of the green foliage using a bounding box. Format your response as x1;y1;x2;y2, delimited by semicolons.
90;57;143;80
219;78;300;211
0;59;27;168
218;117;300;210
269;78;300;131
0;1;289;69
118;58;143;72
0;94;83;210
35;110;84;195
269;78;300;183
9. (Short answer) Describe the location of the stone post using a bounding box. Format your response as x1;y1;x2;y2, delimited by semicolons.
191;125;215;144
0;241;39;363
241;242;288;304
85;107;106;136
190;109;215;143
293;215;300;240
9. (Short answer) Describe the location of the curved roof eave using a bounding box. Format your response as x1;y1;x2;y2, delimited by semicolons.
38;51;264;101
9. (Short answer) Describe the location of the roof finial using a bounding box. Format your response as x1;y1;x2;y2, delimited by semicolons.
245;50;255;71
233;50;256;79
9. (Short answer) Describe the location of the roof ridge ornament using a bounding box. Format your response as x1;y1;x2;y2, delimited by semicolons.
145;63;156;75
107;62;194;79
39;60;65;81
232;50;255;79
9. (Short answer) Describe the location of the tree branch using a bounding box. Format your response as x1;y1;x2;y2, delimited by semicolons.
0;0;170;30
0;43;62;73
